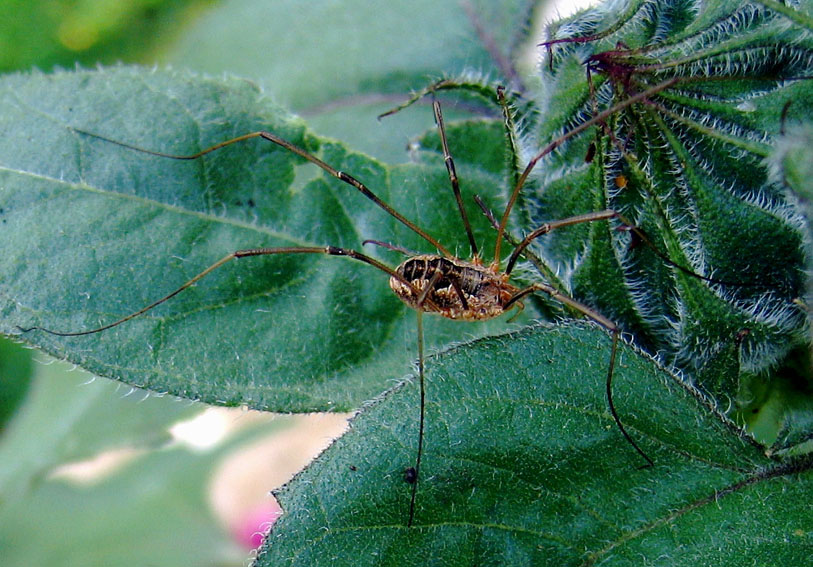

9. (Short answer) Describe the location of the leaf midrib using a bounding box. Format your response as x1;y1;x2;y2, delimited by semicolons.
1;165;319;248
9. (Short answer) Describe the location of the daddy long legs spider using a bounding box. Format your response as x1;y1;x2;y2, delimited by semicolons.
17;82;699;526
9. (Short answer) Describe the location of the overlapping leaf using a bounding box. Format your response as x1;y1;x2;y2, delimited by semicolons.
257;323;813;566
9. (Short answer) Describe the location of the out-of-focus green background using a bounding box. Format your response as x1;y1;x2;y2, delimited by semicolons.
0;0;212;72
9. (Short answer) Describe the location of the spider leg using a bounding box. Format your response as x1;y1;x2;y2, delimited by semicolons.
18;246;432;337
405;269;446;527
72;127;453;258
507;282;654;467
433;99;479;259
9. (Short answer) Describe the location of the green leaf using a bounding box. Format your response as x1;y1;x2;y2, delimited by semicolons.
258;323;813;566
166;0;538;109
0;67;518;412
521;0;812;405
164;0;540;164
0;336;33;431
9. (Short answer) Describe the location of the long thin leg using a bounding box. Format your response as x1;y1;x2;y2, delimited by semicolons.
407;310;426;527
605;331;652;468
491;77;681;266
432;100;479;258
474;194;563;292
404;268;447;527
492;87;569;285
508;208;744;288
506;210;620;275
495;86;522;193
503;210;655;466
73;128;453;259
18;246;433;336
506;281;654;467
362;239;419;257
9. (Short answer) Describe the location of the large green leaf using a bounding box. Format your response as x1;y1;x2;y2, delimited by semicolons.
258;323;813;566
0;67;517;412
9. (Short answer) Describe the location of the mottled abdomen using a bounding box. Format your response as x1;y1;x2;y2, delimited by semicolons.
389;255;519;321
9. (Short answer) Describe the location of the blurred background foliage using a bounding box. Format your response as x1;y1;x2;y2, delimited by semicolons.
0;0;215;72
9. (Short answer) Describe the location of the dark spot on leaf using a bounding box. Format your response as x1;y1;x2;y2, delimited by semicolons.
403;467;417;484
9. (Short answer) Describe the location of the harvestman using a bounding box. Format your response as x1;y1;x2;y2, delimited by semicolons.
20;80;683;526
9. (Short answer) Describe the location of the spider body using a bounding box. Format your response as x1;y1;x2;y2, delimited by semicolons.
390;255;519;321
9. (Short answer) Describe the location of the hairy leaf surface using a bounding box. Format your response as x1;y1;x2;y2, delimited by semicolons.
522;0;811;402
